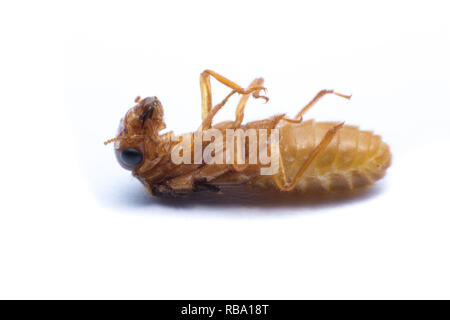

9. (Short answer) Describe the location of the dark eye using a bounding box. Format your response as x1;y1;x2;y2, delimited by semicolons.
119;148;143;167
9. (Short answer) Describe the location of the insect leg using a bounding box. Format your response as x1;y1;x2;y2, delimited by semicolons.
200;69;268;121
274;122;344;191
199;90;238;131
199;85;267;131
234;78;268;127
163;165;232;194
294;90;351;120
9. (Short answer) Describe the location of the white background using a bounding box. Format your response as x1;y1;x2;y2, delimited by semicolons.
1;0;449;299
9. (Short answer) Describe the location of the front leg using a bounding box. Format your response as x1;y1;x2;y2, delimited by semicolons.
200;69;267;122
151;177;221;197
151;182;193;197
153;165;232;197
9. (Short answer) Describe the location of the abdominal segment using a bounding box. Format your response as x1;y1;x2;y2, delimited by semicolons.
253;120;391;192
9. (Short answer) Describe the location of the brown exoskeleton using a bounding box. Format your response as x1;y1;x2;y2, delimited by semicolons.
105;70;391;197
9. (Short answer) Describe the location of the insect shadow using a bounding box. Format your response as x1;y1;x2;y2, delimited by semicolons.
108;181;386;211
157;185;384;209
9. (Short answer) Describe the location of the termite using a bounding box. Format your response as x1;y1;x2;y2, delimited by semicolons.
105;70;391;197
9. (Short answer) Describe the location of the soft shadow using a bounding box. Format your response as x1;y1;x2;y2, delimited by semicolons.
113;183;386;210
95;179;160;209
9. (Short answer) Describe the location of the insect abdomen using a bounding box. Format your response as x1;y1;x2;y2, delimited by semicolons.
256;120;391;192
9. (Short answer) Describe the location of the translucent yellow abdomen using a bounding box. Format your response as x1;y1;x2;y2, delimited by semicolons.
254;120;391;192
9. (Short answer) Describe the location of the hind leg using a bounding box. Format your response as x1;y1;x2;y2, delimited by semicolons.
274;122;344;191
294;90;351;120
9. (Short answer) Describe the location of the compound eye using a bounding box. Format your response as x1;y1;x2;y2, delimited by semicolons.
119;148;143;167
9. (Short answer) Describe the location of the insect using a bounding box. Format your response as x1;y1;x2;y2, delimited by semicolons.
105;70;391;197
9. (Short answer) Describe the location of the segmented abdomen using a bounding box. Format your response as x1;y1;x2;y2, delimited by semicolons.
255;120;391;192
